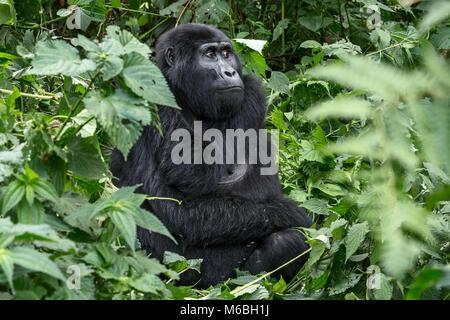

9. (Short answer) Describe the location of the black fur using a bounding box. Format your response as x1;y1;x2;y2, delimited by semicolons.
110;23;313;287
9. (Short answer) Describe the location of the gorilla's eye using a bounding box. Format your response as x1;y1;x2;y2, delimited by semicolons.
205;50;216;58
222;50;230;58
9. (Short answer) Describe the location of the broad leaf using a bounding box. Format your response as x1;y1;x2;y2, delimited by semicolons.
10;246;65;280
30;40;96;76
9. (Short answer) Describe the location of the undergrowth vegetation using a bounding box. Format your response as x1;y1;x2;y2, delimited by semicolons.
0;0;448;300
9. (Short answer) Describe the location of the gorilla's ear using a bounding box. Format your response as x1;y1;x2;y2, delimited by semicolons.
165;47;175;67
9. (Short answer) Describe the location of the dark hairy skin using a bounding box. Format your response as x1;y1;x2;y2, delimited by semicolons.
110;23;313;287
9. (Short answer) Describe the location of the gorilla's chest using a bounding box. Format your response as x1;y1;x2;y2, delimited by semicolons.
217;164;248;185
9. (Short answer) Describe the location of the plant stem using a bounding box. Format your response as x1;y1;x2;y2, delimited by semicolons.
0;88;59;100
139;16;170;40
53;71;100;142
73;115;95;136
230;247;312;296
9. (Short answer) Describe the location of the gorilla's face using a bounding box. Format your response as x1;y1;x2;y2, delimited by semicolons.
156;24;246;121
197;41;244;105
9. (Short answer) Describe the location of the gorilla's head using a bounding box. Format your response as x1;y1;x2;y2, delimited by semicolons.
156;23;244;120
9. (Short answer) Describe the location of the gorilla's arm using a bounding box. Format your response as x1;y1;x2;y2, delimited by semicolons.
148;191;312;247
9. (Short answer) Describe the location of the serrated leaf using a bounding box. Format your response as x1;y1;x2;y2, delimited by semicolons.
128;273;168;294
233;39;267;54
0;248;13;290
345;222;369;261
299;140;325;163
101;55;123;80
16;199;44;224
268;71;290;95
121;53;178;108
1;180;25;214
71;34;101;53
371;273;393;300
32;179;59;203
105;26;151;57
302;198;330;216
306;97;373;120
67;136;108;180
72;109;97;138
122;205;176;244
30;40;96;76
83;89;151;158
10;246;65;280
108;209;137;251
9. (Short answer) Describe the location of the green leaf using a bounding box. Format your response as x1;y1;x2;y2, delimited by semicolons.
0;248;13;289
67;136;108;180
129;207;176;243
306;97;373;121
0;0;15;25
101;55;123;81
72;109;97;138
108;209;137;251
10;246;65;280
302;198;330;216
32;179;59;203
16;199;44;225
30;40;96;76
105;26;151;57
83;90;152;159
405;268;445;300
128;273;168;294
233;39;267;54
371;273;393;300
345;222;369;261
1;180;25;214
329;272;362;296
298;16;333;32
273;19;289;42
300;40;322;49
268;71;290;95
121;52;178;108
299;140;324;163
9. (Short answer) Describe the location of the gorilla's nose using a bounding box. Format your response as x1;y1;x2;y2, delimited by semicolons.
224;70;237;78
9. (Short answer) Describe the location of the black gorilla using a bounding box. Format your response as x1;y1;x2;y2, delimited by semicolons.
110;23;313;287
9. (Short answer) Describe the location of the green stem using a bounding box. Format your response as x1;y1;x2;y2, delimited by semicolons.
105;4;168;17
0;88;59;100
139;16;170;40
230;247;312;296
54;71;100;142
73;115;95;136
146;196;182;205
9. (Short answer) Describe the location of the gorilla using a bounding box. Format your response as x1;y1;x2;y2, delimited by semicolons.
110;23;313;287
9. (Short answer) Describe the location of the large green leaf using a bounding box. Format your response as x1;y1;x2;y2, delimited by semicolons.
0;0;15;25
10;246;65;280
108;209;137;251
30;40;96;76
1;180;25;214
121;53;178;108
0;248;13;289
345;222;369;261
67;136;108;180
83;89;152;158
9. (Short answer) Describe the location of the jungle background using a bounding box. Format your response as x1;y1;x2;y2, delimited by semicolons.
0;0;449;300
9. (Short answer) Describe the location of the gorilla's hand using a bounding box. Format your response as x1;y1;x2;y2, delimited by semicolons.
243;229;310;282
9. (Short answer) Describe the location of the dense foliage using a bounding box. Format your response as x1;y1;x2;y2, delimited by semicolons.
0;0;448;300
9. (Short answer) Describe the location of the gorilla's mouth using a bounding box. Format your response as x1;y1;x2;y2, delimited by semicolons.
217;86;243;92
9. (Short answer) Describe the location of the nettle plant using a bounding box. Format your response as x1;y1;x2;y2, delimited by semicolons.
0;26;194;299
277;51;450;299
